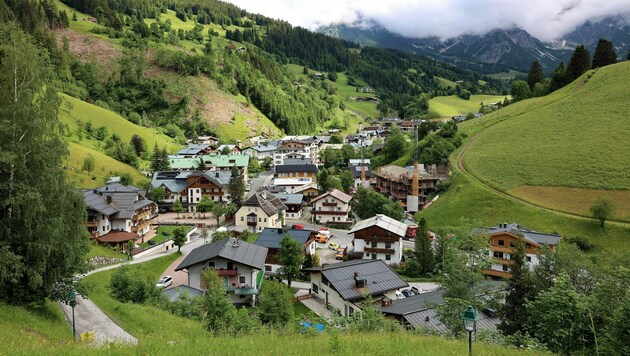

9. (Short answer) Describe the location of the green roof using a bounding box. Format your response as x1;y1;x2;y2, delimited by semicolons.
168;157;201;170
202;154;249;168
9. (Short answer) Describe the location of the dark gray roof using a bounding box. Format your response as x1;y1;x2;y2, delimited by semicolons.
177;144;210;156
151;170;231;194
242;192;287;216
403;308;499;332
175;238;268;271
283;158;314;165
272;193;304;206
162;285;205;302
378;290;444;316
82;184;155;219
319;260;408;301
483;223;561;246
255;228;314;249
275;164;318;174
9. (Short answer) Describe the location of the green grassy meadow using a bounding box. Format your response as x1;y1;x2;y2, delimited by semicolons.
429;94;509;116
86;244;128;260
462;63;630;218
65;143;146;188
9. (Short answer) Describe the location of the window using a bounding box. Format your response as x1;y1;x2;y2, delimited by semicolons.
322;275;329;285
259;218;262;222
372;254;377;260
209;262;215;268
239;276;246;284
385;243;391;249
385;254;391;261
264;218;267;223
196;197;200;202
241;216;244;221
493;251;504;259
502;265;509;272
526;243;532;249
498;240;505;246
196;189;200;193
312;283;319;294
265;265;272;272
526;256;532;262
371;241;377;248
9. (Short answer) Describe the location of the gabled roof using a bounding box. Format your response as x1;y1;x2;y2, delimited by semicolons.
272;193;304;206
349;164;373;179
483;223;561;246
255;228;315;250
350;214;407;237
317;260;408;301
310;189;352;204
292;183;321;194
241;192;287;216
151;170;231;194
168;157;202;170
82;183;155;219
201;154;249;168
176;238;268;271
348;159;371;165
177;144;210;156
246;144;277;153
275;164;318;174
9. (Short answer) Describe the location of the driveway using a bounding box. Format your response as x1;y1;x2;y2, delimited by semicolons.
247;170;273;197
286;219;353;265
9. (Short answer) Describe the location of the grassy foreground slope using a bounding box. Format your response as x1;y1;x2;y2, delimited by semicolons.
1;255;546;355
463;62;630;220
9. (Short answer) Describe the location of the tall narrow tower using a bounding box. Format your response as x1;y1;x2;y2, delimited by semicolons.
360;137;366;181
406;120;419;212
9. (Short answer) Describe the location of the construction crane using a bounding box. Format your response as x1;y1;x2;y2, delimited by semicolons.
407;120;419;212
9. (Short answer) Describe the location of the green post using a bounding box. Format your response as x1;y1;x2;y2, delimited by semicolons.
68;290;77;339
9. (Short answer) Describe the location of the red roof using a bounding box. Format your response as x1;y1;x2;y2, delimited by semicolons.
97;231;138;243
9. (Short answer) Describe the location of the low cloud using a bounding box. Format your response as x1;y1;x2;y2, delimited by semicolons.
225;0;630;41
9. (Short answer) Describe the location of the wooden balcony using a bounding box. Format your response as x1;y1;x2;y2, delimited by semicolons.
85;221;99;228
322;202;337;207
131;220;151;233
312;209;350;215
364;247;395;255
89;232;100;239
133;210;152;221
216;269;238;277
360;236;400;243
483;269;512;279
247;220;257;226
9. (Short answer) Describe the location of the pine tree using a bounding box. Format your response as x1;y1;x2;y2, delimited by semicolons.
0;24;89;304
228;166;245;206
277;235;304;287
591;38;617;68
527;60;545;90
567;45;591;82
550;61;569;92
499;239;538;335
414;217;435;276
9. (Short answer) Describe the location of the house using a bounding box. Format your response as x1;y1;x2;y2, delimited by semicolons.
175;238;268;305
167;154;249;181
481;223;561;279
216;144;242;155
176;144;213;157
378;283;503;331
348;159;373;187
274;140;313;165
310;189;353;225
243;144;277;164
306;259;408;316
196;135;219;146
235;191;287;233
373;164;444;210
272;193;306;219
292;182;322;198
254;228;317;274
81;182;157;251
150;170;231;211
273;158;318;192
349;214;406;265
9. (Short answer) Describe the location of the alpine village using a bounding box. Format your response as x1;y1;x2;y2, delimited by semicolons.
2;0;630;355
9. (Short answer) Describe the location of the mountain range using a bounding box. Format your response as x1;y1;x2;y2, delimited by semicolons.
319;17;630;73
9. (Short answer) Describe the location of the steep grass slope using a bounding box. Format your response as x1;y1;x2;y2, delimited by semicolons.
463;62;630;219
429;94;508;116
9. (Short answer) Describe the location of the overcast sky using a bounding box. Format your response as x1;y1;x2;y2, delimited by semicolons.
224;0;630;41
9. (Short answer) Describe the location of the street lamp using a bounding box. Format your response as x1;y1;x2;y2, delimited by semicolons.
462;305;478;356
68;290;77;338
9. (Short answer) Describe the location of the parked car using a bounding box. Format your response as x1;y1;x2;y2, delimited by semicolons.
401;289;415;298
156;276;173;289
328;242;339;250
411;286;425;295
395;290;406;300
292;224;304;229
316;233;329;243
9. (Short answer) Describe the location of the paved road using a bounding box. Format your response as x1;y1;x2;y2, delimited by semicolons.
247;170;273;197
286;219;353;265
59;298;137;345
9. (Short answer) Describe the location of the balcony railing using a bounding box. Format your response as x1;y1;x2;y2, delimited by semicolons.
235;287;259;295
85;221;98;228
216;269;238;277
247;220;257;226
133;210;152;221
364;247;395;255
322;202;337;207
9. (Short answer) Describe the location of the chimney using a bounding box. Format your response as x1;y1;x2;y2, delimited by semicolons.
215;172;219;178
232;237;239;248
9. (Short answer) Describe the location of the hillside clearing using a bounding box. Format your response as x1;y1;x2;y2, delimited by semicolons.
429;94;508;116
65;143;146;188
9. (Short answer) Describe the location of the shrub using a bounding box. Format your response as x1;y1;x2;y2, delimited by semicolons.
568;236;592;251
109;265;158;303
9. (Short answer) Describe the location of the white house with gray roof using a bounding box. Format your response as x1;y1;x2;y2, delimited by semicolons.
151;170;232;211
81;182;157;251
306;259;408;317
175;238;268;305
350;214;407;265
235;192;287;233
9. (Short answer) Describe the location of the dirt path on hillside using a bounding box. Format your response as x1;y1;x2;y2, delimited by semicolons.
59;299;137;345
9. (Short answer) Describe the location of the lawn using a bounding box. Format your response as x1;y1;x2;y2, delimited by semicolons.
139;225;194;249
53;0;99;33
435;76;457;88
86;244;128;260
463;62;630;199
65;143;146;188
429;94;509;116
293;301;324;324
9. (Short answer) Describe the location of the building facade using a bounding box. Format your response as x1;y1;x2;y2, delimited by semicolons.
310;189;353;225
350;214;407;265
235;192;287;233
